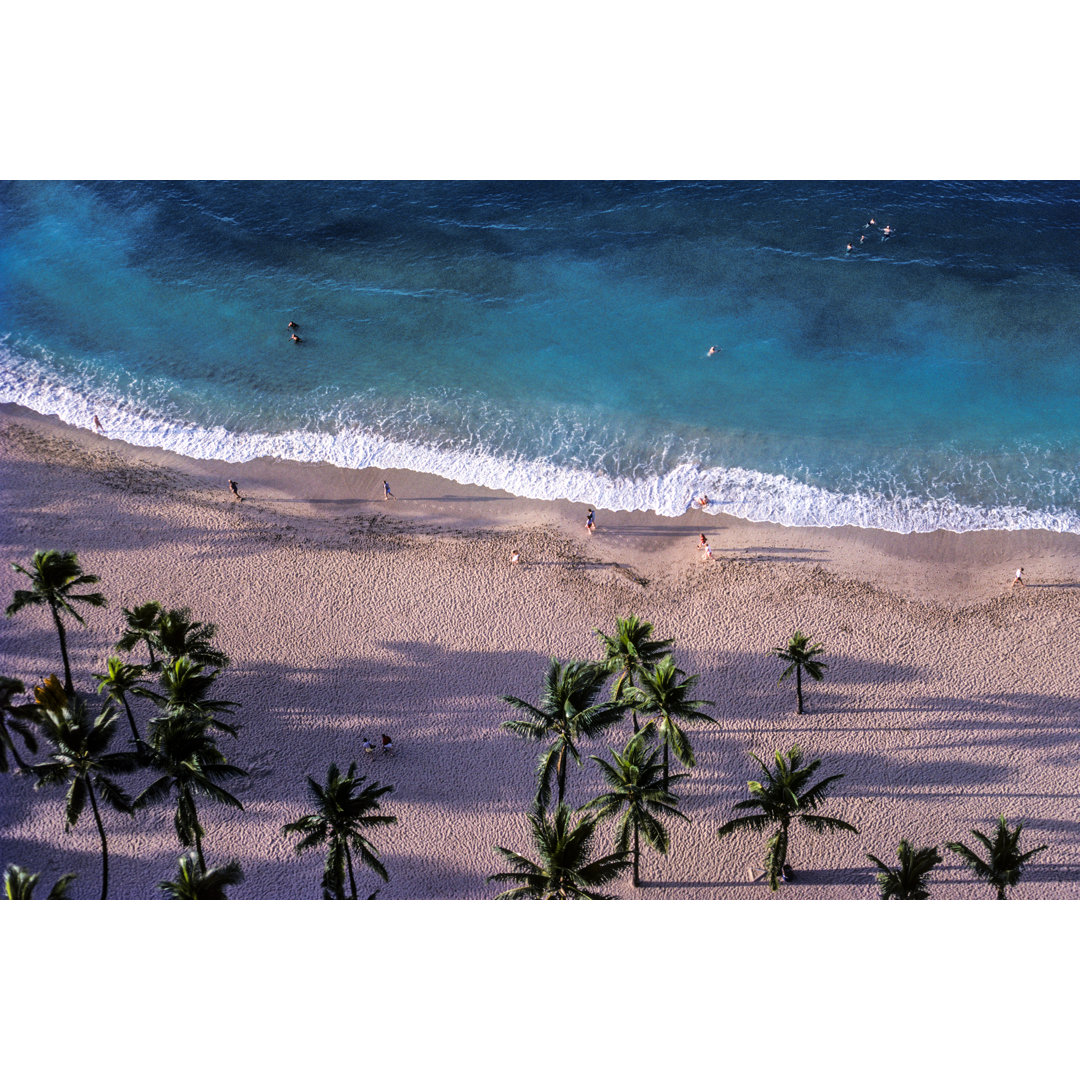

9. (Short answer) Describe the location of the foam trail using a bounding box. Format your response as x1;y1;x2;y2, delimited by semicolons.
2;354;1079;536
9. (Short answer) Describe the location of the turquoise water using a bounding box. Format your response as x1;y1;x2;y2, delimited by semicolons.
2;180;1080;531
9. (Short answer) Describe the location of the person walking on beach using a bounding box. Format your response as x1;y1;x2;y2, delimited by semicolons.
1013;567;1025;588
701;542;714;561
362;736;376;754
698;533;708;549
586;508;596;533
93;414;104;433
229;479;243;502
381;734;394;755
383;479;396;501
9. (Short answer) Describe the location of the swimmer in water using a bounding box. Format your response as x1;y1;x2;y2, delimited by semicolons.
707;345;721;357
291;333;302;343
882;224;893;238
845;242;853;253
288;321;299;329
865;217;876;229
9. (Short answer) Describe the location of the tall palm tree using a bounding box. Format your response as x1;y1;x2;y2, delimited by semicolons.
489;803;631;899
151;607;229;671
0;676;37;773
6;550;107;694
502;659;626;810
595;615;674;733
29;688;138;900
717;744;858;892
4;864;77;899
772;631;827;714
139;657;239;736
158;852;244;899
133;713;247;872
583;730;689;887
116;600;163;668
94;657;147;745
624;654;715;789
947;815;1048;900
282;762;396;900
866;839;943;900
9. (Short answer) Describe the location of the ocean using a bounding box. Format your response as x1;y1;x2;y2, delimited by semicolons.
2;179;1079;533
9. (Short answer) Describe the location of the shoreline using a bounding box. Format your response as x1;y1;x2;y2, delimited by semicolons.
5;401;1080;606
3;401;1080;900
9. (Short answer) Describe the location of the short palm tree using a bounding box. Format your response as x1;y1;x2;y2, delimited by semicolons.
116;600;163;668
94;657;147;745
140;657;239;736
502;659;626;810
595;615;674;733
947;815;1048;900
583;730;689;887
866;839;943;900
151;607;229;671
6;550;107;694
30;687;138;900
772;631;827;714
133;713;247;872
624;654;715;788
158;852;244;899
717;744;858;892
0;675;37;772
283;762;396;900
489;803;632;899
4;864;77;899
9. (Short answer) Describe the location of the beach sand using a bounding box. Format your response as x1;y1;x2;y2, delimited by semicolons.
2;401;1079;900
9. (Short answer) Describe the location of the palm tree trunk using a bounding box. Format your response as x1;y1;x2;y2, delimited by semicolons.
51;602;73;695
120;694;140;745
662;738;670;791
344;843;358;900
631;708;639;735
183;789;206;872
997;885;1006;900
795;666;803;714
85;778;109;900
557;743;567;805
633;819;640;888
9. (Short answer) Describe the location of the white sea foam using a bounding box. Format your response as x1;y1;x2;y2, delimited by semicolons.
3;354;1079;536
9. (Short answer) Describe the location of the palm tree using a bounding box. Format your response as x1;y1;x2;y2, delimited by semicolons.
947;815;1048;900
94;657;147;745
717;744;858;892
4;864;77;899
595;615;674;733
158;852;244;899
772;631;827;714
140;657;239;736
29;687;138;900
6;550;107;694
502;659;626;810
583;730;689;887
116;600;163;668
133;713;247;872
0;676;37;772
624;654;715;789
282;762;396;899
866;839;943;900
489;803;632;899
151;607;229;671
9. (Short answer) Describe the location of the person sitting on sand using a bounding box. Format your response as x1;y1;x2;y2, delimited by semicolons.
1013;567;1025;588
229;479;243;502
694;494;710;509
586;509;596;532
383;479;396;500
291;333;303;343
288;321;299;329
510;549;521;565
381;734;394;755
93;414;104;433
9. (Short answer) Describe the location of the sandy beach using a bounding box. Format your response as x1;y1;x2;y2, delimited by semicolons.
2;401;1079;900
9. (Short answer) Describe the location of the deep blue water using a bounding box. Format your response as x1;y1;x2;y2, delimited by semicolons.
3;179;1080;531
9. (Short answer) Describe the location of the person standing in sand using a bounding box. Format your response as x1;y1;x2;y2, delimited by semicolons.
702;542;714;561
1012;567;1025;588
229;479;243;502
383;480;396;500
586;508;596;533
510;549;521;565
